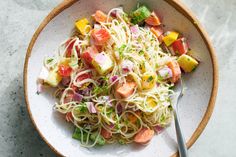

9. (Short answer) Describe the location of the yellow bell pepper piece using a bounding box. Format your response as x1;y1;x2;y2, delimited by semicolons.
75;18;90;35
177;54;198;72
163;31;179;46
142;72;156;90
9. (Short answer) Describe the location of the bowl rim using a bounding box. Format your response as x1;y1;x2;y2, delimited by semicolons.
23;0;218;156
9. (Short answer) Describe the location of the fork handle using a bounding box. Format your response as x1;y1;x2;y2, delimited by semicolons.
174;110;188;157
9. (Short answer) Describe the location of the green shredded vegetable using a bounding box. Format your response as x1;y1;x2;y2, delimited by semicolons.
130;6;151;24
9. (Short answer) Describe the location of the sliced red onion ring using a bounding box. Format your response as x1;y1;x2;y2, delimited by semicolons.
73;93;83;102
62;77;71;86
158;67;172;79
64;93;74;103
110;11;117;18
154;125;164;133
110;7;123;17
130;25;140;39
86;102;97;113
108;123;115;128
121;60;134;73
130;25;139;34
116;103;123;115
77;85;92;96
109;75;118;83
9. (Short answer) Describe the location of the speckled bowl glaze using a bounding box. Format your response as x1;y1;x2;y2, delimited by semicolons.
24;0;218;156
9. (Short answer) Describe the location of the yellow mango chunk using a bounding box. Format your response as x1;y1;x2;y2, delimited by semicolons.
163;31;179;46
142;72;156;90
146;97;157;108
60;58;71;65
45;69;62;87
75;18;90;35
177;54;198;72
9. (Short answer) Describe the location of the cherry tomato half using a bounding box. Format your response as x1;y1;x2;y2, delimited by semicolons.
58;64;72;77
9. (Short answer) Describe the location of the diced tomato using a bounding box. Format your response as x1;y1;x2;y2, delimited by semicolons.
167;60;181;83
71;72;92;91
91;28;110;45
81;46;98;65
101;128;112;139
145;12;161;26
76;73;92;82
65;112;73;122
92;10;111;23
71;84;78;91
58;64;72;77
64;92;74;103
116;82;136;98
134;128;155;144
65;39;80;57
172;37;189;55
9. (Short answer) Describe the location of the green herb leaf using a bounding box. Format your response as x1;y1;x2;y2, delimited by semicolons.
118;139;126;145
147;76;154;82
117;44;126;59
46;58;54;64
74;103;88;113
139;50;144;55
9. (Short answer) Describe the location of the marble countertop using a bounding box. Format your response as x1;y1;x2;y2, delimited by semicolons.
0;0;235;156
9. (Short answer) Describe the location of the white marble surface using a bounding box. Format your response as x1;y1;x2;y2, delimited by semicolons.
0;0;235;157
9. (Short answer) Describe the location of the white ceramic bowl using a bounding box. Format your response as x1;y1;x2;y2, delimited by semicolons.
24;0;218;156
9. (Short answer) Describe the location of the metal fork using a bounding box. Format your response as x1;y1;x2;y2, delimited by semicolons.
172;78;188;157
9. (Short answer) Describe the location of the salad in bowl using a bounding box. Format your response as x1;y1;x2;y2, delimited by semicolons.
37;5;199;147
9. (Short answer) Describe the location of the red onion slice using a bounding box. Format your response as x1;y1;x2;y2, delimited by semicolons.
61;77;71;86
130;25;139;34
158;67;172;79
154;125;164;133
86;102;97;113
109;75;118;83
121;60;134;73
116;103;123;115
72;93;83;102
